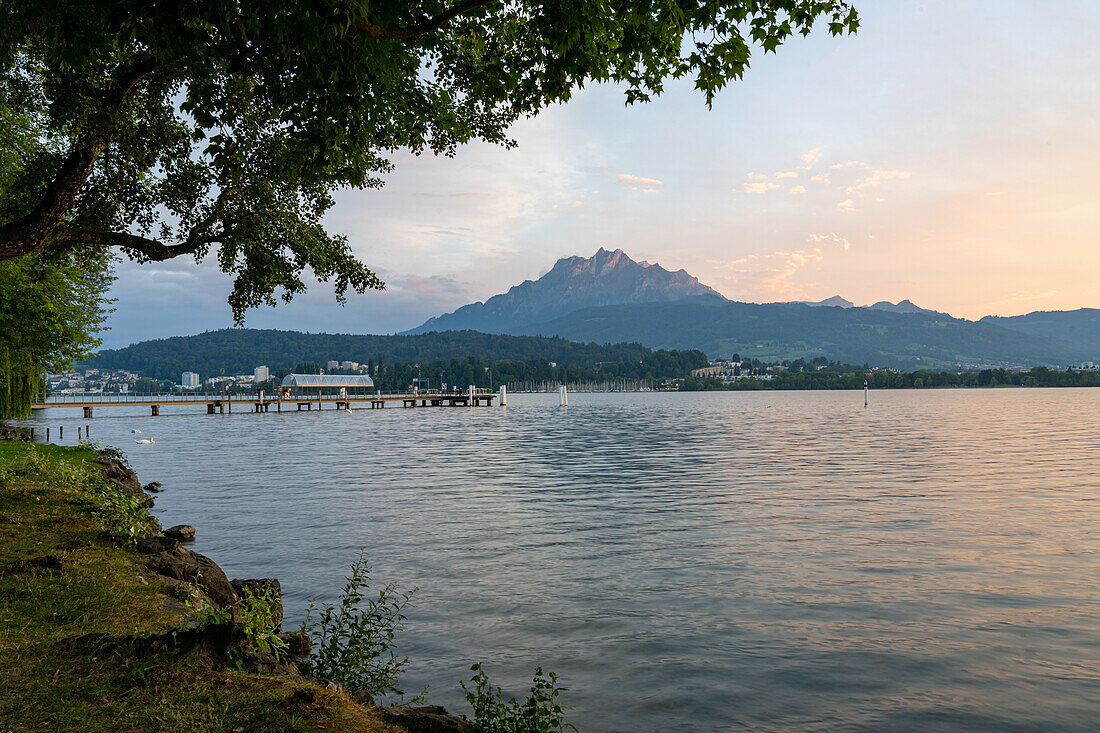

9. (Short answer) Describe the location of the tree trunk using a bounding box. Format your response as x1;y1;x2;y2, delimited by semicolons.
0;141;107;261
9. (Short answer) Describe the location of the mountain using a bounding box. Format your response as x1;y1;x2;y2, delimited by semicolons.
980;309;1100;356
501;298;1093;369
802;295;855;308
405;248;723;334
802;296;940;315
867;299;943;315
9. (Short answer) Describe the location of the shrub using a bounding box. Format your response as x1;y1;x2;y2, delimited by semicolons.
235;585;288;664
14;445;47;475
185;598;232;629
300;550;416;697
461;664;576;733
81;473;158;544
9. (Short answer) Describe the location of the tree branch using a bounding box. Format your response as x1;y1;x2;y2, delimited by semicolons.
52;229;208;261
354;0;497;41
0;54;165;262
54;191;233;261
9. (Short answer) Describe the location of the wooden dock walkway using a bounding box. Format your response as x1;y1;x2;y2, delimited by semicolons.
31;390;497;417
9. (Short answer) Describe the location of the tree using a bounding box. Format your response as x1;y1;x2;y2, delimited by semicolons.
0;1;858;321
0;250;114;417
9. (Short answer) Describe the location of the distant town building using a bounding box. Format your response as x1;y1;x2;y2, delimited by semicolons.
254;365;270;382
340;361;359;370
326;360;340;371
182;371;200;388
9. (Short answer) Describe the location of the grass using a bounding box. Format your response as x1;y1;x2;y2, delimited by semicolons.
0;441;399;732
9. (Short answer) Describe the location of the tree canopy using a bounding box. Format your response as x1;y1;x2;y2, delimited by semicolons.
0;250;114;418
0;1;858;320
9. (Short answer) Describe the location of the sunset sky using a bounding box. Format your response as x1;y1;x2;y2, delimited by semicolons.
103;0;1100;348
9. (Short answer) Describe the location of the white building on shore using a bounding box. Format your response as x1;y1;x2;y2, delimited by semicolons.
254;365;270;382
182;371;200;389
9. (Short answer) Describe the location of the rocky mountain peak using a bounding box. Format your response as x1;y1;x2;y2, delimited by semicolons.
405;248;724;335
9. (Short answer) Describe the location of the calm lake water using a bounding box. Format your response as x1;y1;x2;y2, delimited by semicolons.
21;389;1100;731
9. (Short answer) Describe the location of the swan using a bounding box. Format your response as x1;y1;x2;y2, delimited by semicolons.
134;438;154;445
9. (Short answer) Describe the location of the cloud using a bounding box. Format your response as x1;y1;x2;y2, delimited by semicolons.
704;228;852;301
775;171;798;179
746;171;769;180
789;185;807;195
552;200;584;210
808;232;851;251
801;148;823;165
706;248;826;300
847;169;913;193
616;173;665;192
743;182;781;194
810;173;831;184
830;160;869;170
388;273;470;299
836;199;857;212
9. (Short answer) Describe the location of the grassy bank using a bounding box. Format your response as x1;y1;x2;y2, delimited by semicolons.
0;440;396;732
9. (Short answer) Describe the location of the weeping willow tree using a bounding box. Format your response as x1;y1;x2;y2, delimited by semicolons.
0;251;115;419
0;102;114;419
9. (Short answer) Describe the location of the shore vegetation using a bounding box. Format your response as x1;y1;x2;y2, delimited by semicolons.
0;439;397;730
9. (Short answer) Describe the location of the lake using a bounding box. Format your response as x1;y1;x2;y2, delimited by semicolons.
21;389;1100;731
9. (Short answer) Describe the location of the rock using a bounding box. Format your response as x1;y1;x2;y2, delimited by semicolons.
381;705;470;733
0;427;31;441
242;648;302;677
278;630;312;657
351;689;375;707
164;524;195;541
282;687;321;714
157;596;193;618
136;534;180;555
143;481;163;493
146;544;238;608
230;578;283;627
95;456;141;494
325;680;345;694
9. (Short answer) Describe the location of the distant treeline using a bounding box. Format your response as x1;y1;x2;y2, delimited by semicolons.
81;328;709;383
681;366;1100;391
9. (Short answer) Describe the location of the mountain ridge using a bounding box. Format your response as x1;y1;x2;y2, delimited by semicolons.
405;248;723;335
402;249;1097;368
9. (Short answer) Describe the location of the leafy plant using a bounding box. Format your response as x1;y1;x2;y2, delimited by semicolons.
234;585;289;666
81;473;158;544
14;445;47;475
184;598;232;629
300;550;416;698
461;664;576;733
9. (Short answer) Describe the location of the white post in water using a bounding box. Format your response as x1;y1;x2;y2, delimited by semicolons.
864;379;869;407
560;384;568;406
499;385;507;406
468;384;475;406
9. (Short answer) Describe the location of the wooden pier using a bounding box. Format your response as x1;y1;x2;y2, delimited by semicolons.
31;390;497;417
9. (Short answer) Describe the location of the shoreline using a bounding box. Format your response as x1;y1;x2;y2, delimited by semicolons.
0;436;469;732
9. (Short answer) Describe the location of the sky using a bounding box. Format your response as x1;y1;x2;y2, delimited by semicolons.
101;0;1100;348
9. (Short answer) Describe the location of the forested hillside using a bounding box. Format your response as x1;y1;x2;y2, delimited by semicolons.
980;309;1100;354
504;298;1094;368
80;329;708;382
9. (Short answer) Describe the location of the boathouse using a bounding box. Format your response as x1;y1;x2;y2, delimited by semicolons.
279;373;374;399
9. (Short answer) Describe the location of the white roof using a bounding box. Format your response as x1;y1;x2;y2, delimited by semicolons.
280;373;374;388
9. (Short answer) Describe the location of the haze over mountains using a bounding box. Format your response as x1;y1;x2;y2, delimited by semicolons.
407;249;1099;369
